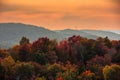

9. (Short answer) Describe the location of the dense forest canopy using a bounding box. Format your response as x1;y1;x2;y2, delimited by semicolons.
0;35;120;80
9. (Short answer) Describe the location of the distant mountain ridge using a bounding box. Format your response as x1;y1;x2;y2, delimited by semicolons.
56;29;98;39
0;23;120;48
106;30;120;34
0;23;63;48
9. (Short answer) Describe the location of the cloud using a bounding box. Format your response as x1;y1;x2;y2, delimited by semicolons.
0;4;18;12
0;3;57;14
106;0;120;14
61;14;80;20
77;5;119;14
0;0;120;30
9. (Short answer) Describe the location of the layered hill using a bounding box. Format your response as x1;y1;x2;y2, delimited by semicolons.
0;23;63;48
0;23;120;48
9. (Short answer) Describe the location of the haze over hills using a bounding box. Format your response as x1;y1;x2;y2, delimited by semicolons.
81;30;120;40
56;29;98;39
0;23;63;48
106;30;120;34
0;23;120;48
57;29;120;40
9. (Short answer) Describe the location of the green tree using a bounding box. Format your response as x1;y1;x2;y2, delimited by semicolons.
104;36;112;48
13;62;34;80
19;36;30;45
31;52;47;65
56;61;78;80
47;63;63;79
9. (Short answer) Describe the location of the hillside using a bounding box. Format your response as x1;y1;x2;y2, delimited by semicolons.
0;23;120;48
57;29;120;40
56;29;98;39
81;30;120;40
0;23;63;48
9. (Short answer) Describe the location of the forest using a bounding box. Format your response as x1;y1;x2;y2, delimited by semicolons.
0;35;120;80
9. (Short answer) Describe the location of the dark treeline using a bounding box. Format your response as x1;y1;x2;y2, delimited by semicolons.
0;35;120;80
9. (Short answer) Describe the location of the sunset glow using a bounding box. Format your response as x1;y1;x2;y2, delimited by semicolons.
0;0;120;30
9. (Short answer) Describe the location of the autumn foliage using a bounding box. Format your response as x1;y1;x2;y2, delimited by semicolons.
0;35;120;80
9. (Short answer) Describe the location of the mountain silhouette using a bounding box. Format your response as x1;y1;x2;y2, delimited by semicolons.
0;23;120;48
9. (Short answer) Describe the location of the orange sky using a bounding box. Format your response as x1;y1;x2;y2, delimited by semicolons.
0;0;120;30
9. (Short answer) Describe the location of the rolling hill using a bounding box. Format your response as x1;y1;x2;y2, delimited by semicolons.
0;23;63;48
56;29;120;40
56;29;98;39
0;23;120;48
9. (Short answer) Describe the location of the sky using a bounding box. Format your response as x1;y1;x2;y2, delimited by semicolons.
0;0;120;30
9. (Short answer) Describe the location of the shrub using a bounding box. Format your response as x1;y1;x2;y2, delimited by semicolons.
47;63;63;79
13;62;34;80
78;70;96;80
35;76;46;80
103;64;120;80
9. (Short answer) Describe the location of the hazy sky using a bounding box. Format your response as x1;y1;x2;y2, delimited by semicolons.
0;0;120;30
